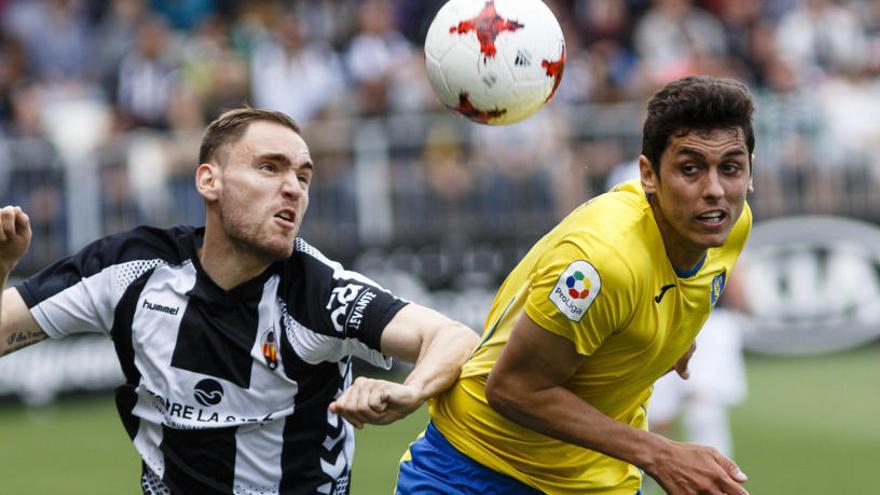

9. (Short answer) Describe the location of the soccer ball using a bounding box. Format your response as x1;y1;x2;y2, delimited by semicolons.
424;0;565;126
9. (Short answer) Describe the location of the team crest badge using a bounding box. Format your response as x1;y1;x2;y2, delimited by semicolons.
261;329;279;370
549;260;602;322
710;271;727;306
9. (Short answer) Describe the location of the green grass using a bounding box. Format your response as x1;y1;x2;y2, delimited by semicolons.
0;344;877;494
0;396;140;494
730;344;880;495
0;394;427;495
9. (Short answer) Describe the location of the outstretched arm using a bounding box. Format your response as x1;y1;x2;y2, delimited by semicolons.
0;206;45;357
329;303;478;428
485;312;749;495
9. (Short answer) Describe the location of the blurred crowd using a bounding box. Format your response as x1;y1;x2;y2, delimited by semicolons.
3;0;880;279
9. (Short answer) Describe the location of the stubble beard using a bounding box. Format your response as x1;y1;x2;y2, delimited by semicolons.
218;200;295;264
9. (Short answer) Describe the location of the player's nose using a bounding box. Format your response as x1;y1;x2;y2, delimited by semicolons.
280;172;306;200
703;169;724;200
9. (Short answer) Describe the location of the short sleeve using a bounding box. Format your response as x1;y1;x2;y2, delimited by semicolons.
15;226;186;338
286;239;408;367
321;274;408;352
523;239;631;356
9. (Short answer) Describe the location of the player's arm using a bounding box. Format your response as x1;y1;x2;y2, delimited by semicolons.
330;303;478;428
485;312;749;495
0;206;46;357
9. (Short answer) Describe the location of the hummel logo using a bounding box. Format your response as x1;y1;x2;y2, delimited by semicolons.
142;299;180;315
654;284;676;303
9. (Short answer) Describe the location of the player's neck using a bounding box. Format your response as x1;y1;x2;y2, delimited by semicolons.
198;226;271;291
650;200;707;275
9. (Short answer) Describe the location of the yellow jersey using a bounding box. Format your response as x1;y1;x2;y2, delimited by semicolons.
430;180;752;494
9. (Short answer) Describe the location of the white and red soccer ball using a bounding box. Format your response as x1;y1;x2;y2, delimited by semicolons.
424;0;565;125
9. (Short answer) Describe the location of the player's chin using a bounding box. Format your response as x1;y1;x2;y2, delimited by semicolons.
692;231;730;249
257;236;295;262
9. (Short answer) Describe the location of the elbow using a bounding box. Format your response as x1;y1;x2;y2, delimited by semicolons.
485;371;525;419
440;322;480;362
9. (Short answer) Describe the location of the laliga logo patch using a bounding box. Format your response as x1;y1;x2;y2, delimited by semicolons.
710;271;726;306
261;329;278;370
565;270;590;299
550;260;601;322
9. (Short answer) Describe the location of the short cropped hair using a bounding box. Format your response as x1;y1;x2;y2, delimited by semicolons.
199;108;301;165
641;76;755;173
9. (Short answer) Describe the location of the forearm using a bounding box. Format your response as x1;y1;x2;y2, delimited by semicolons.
0;205;42;356
0;271;13;355
0;285;46;357
402;321;478;401
489;381;669;472
0;269;8;324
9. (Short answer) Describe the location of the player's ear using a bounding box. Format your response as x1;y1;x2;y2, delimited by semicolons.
195;163;221;201
639;155;657;194
747;153;755;193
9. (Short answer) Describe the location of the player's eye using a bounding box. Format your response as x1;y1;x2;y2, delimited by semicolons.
681;164;699;175
722;163;742;174
259;163;277;173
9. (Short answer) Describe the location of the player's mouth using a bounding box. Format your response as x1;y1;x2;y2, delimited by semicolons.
274;209;297;230
695;209;726;228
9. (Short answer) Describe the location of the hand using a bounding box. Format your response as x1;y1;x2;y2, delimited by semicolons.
0;206;31;275
647;440;749;495
670;342;696;379
328;377;425;429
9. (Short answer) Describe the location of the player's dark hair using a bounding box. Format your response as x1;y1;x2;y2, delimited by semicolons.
641;76;755;174
199;107;301;165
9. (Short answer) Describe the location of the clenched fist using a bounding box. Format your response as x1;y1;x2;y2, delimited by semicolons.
0;206;31;275
329;377;425;429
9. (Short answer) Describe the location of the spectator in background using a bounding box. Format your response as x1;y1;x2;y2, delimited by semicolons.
149;0;216;31
634;0;729;85
571;0;639;101
116;15;179;129
345;0;422;115
91;0;149;96
858;0;880;74
0;35;31;123
161;87;205;226
294;131;360;256
3;0;90;83
249;9;348;125
179;14;249;116
469;114;557;236
741;20;798;92
397;121;478;239
4;82;66;274
775;0;869;85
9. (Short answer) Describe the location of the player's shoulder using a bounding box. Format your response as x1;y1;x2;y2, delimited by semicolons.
568;180;650;234
285;237;339;280
285;237;381;288
291;237;332;265
555;182;654;264
90;224;196;264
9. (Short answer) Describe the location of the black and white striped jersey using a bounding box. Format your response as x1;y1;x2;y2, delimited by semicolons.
16;225;408;495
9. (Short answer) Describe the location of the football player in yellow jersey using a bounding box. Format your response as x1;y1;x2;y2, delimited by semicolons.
396;76;755;495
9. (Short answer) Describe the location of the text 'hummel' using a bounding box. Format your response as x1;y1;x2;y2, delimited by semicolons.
143;299;180;315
